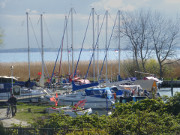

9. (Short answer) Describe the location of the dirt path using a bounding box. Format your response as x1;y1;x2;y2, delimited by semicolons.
0;108;29;127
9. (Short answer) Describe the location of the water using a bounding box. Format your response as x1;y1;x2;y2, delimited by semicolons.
1;49;180;63
93;88;180;115
0;50;133;63
159;87;180;97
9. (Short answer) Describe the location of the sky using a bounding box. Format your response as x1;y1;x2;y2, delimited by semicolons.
0;0;180;49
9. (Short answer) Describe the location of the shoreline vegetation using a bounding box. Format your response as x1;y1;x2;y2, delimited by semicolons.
0;59;180;81
1;93;180;134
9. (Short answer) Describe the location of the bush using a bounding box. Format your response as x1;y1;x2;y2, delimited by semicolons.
0;122;6;135
29;93;180;134
165;92;180;115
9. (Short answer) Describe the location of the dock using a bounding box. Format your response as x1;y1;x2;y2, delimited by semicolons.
0;89;71;103
161;80;180;87
0;94;46;103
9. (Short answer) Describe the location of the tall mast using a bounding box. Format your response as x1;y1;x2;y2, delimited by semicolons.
26;12;30;81
92;8;95;82
66;16;70;75
71;8;74;79
105;11;108;82
97;15;99;81
118;10;121;80
40;14;44;87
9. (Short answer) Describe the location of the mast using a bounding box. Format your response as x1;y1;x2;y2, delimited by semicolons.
10;66;14;95
40;14;44;87
97;15;99;81
105;11;108;82
92;8;95;82
66;16;70;75
71;8;74;79
118;10;121;81
26;12;30;81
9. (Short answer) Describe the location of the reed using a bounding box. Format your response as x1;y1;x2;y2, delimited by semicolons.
0;61;121;81
0;59;180;81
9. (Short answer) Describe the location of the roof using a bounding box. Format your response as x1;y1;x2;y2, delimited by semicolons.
0;76;18;81
134;80;156;91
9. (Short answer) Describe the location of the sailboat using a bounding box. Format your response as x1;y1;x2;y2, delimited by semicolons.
39;14;45;88
45;8;117;109
14;13;48;102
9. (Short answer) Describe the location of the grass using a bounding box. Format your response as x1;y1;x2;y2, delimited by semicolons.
14;103;53;123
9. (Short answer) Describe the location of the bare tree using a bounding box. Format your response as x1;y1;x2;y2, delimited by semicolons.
120;10;153;73
117;10;180;79
149;13;180;78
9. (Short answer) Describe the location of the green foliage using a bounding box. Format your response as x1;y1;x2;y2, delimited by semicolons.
7;93;180;134
112;98;166;117
162;64;174;79
70;114;109;129
108;110;179;135
65;128;108;135
165;92;180;115
121;59;178;79
122;60;138;77
0;121;7;135
146;59;159;76
29;94;180;134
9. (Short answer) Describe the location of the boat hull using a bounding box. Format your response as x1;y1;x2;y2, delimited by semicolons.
46;106;92;117
45;94;114;109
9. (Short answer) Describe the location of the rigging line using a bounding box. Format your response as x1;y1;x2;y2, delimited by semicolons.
72;8;76;14
50;11;71;83
93;14;99;39
108;12;116;25
84;12;106;79
94;11;98;16
73;11;92;77
29;15;49;78
98;11;118;82
58;16;67;76
43;16;55;48
41;15;50;78
29;16;50;77
66;16;70;75
29;17;40;49
29;15;50;78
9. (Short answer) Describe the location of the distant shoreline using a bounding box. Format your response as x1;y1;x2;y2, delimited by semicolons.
1;47;180;53
0;48;120;53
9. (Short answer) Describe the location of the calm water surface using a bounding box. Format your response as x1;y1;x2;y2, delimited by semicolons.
0;50;144;63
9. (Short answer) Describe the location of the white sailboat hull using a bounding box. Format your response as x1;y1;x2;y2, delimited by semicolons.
45;92;114;109
46;106;92;117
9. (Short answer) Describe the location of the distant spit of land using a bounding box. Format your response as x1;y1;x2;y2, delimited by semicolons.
0;48;121;53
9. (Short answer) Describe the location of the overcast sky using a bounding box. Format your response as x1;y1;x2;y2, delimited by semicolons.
0;0;180;49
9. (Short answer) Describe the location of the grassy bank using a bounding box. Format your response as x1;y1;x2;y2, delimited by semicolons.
1;59;180;81
14;103;53;123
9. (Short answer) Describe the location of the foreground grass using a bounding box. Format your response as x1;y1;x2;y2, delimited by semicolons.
15;103;53;123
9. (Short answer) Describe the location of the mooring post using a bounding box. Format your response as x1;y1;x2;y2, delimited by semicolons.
171;78;173;97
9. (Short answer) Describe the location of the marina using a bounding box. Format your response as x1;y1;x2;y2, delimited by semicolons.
1;2;180;134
